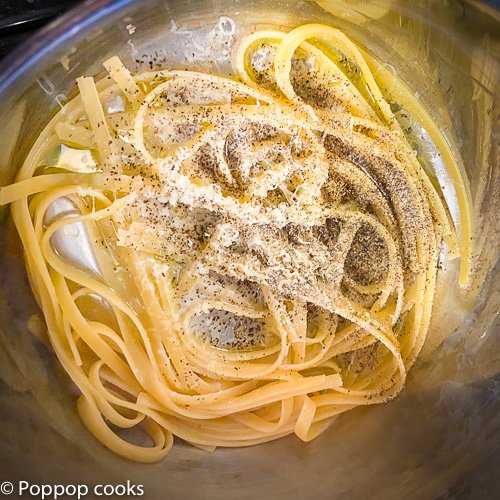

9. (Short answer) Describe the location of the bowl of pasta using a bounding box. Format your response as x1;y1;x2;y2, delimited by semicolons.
0;0;498;498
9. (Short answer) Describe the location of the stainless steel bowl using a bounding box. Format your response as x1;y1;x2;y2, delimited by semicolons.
0;1;498;498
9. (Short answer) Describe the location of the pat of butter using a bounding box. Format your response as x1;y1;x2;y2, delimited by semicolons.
55;144;100;173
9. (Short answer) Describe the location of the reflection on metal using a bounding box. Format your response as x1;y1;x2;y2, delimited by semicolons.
315;0;394;24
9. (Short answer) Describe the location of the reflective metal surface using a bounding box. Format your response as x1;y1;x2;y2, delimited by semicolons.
0;1;498;498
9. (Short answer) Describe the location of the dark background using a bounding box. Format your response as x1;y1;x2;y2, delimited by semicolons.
0;0;82;59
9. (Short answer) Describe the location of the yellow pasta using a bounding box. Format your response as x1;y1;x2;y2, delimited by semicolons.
0;23;472;462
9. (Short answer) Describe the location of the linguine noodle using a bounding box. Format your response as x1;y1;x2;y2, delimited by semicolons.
0;23;472;462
